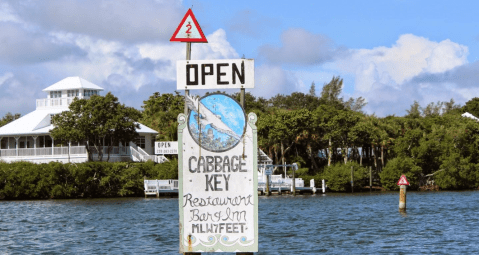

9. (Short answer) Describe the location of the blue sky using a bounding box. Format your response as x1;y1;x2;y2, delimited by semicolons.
1;0;479;118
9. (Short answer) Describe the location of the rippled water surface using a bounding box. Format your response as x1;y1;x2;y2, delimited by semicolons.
1;191;479;254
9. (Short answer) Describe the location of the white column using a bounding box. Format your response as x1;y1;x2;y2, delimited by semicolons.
14;136;20;156
0;137;2;156
32;136;38;156
51;136;54;155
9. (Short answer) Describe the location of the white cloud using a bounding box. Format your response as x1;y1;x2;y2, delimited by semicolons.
0;72;39;116
10;0;183;43
253;64;303;98
0;1;20;22
0;22;86;65
259;28;346;66
331;34;470;116
337;34;468;92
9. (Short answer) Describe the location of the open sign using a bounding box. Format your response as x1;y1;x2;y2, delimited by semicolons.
155;141;178;155
177;59;254;90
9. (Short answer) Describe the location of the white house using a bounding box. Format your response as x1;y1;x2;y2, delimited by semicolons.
0;77;161;163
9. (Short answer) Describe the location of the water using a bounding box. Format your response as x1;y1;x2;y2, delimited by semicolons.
1;191;479;254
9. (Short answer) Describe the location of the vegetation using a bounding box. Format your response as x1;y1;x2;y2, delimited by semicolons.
3;77;479;197
0;161;178;199
0;112;21;127
141;77;479;191
50;93;141;161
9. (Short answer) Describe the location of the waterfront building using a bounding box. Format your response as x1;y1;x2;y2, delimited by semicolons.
0;77;160;163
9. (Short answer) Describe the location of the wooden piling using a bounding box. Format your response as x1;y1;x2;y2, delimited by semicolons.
351;166;354;193
369;166;372;192
399;185;407;211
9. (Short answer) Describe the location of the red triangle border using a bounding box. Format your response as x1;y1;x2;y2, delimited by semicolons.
170;8;208;43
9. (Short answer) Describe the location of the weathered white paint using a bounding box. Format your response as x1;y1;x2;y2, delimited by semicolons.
178;112;258;253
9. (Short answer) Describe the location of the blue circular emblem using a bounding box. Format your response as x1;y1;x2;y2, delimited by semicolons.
187;93;246;152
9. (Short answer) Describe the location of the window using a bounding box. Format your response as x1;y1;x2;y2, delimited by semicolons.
84;90;99;97
50;91;62;98
67;89;79;97
50;114;56;124
136;136;145;149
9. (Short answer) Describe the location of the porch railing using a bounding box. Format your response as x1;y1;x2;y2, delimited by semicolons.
0;149;16;157
1;146;87;157
36;98;73;109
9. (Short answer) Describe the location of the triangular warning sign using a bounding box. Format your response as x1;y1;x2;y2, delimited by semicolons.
170;9;208;43
397;175;410;186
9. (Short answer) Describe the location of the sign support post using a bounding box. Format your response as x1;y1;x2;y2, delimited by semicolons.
172;9;257;254
397;175;410;211
369;166;373;192
184;42;191;115
292;163;297;196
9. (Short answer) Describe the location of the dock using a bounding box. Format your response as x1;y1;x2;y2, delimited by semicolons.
144;149;325;197
144;179;178;197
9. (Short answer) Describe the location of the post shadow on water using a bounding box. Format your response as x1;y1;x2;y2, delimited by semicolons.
1;191;479;254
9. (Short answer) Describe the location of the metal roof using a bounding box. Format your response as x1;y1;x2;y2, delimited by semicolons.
43;77;104;92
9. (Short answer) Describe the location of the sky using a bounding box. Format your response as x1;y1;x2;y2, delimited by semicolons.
1;0;479;118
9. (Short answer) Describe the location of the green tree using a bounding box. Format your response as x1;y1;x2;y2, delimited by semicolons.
141;92;184;141
462;97;479;118
320;162;368;191
51;92;141;161
309;81;316;96
380;157;422;190
406;101;421;118
0;112;21;127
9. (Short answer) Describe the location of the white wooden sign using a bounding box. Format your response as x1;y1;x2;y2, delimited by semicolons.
177;59;254;90
178;93;258;253
155;141;178;155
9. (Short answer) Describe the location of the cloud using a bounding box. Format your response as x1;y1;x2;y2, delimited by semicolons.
33;29;238;111
336;34;468;92
0;1;19;22
0;72;40;116
10;0;183;43
227;10;278;38
330;34;470;116
253;64;303;98
0;22;86;65
411;61;479;89
259;28;346;66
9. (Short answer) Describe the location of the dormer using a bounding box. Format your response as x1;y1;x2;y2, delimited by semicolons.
36;77;104;109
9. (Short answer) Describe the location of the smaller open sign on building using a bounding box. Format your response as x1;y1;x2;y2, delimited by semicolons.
155;141;178;155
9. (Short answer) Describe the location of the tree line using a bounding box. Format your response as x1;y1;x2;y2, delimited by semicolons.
141;76;479;191
3;76;479;192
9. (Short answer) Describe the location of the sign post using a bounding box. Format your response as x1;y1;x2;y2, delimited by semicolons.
172;8;257;254
265;167;272;196
170;8;208;115
397;175;410;211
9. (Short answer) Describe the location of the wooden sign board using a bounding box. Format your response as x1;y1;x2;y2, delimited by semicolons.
155;141;178;155
178;93;258;253
177;59;254;90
